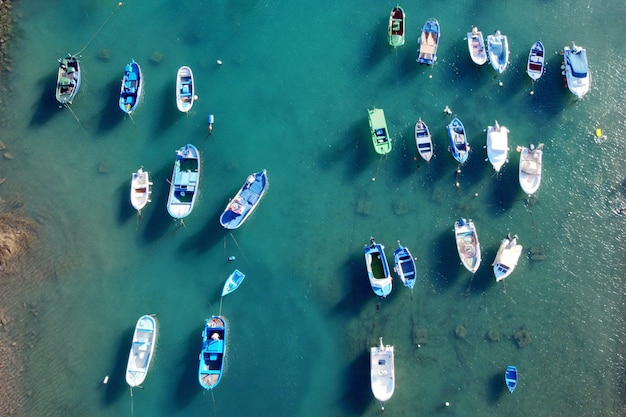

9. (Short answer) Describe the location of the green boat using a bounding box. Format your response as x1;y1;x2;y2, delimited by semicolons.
368;108;392;155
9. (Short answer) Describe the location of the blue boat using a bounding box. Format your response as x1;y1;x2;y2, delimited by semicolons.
447;117;470;164
119;59;142;114
364;237;393;297
505;365;518;393
417;18;440;65
219;170;269;229
166;144;200;219
393;241;416;292
198;316;226;390
487;30;510;74
222;269;245;296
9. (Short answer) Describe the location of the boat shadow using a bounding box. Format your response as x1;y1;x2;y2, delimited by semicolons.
178;208;226;254
97;78;125;132
155;82;180;134
484;165;521;214
318;119;372;179
101;327;134;406
332;254;381;316
174;328;204;407
29;72;64;127
487;370;508;403
430;229;464;292
361;17;390;71
337;350;371;415
116;180;138;225
141;163;178;242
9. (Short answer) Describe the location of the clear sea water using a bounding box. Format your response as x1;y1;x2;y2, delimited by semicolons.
1;1;625;416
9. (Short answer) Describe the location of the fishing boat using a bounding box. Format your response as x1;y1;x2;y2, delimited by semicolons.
219;169;269;229
526;40;545;81
487;30;509;74
387;6;405;48
166;144;201;219
370;337;395;410
505;366;518;393
125;315;157;388
414;118;433;162
367;108;392;155
563;42;590;98
466;27;487;65
222;269;245;296
454;218;481;274
493;234;523;282
447;117;470;164
393;241;416;291
130;167;152;212
364;237;393;297
198;316;226;390
486;120;509;173
417;18;440;65
119;59;142;114
175;66;195;112
55;55;81;105
518;143;543;197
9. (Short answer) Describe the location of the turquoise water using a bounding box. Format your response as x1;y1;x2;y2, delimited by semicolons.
2;0;625;416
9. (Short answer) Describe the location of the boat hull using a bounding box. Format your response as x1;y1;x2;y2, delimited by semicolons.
167;144;201;219
493;236;523;282
388;7;405;47
176;66;195;112
219;170;269;229
527;41;545;81
368;108;392;155
505;366;518;393
564;43;590;98
130;168;152;212
222;269;246;296
393;243;416;290
467;28;487;65
119;59;142;114
370;337;395;405
417;18;440;65
125;315;157;387
519;144;543;196
487;31;509;74
486;121;509;172
447;117;469;164
199;316;226;390
415;118;433;162
56;55;81;105
454;218;481;273
364;239;392;297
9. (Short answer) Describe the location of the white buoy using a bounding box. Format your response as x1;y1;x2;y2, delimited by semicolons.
217;59;223;66
372;177;376;182
498;81;503;87
445;402;450;407
103;375;109;384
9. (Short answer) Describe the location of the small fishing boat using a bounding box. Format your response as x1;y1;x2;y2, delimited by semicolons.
493;234;523;282
368;108;392;155
447;117;470;164
414;118;433;162
417;18;440;65
518;143;543;197
505;366;518;393
130;167;152;212
466;27;487;65
370;337;395;410
119;59;142;114
526;40;545;81
176;66;195;112
486;120;509;173
393;241;416;291
387;6;405;48
364;237;393;297
125;315;157;388
167;144;201;219
222;269;245;296
454;218;481;274
563;42;590;98
487;30;509;74
198;316;226;390
219;170;269;229
55;55;81;105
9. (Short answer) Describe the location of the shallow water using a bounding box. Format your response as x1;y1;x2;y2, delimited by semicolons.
1;0;624;416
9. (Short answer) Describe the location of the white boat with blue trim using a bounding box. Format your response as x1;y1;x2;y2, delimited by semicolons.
370;337;395;410
167;144;200;219
364;238;392;297
176;66;195;112
563;42;590;98
119;59;142;114
393;241;416;291
198;316;226;390
493;234;523;282
219;170;268;229
454;218;481;274
487;30;509;74
486;120;509;173
125;315;157;388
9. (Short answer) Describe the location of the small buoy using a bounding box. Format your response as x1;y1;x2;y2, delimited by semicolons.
445;402;450;407
208;114;214;135
228;256;236;261
530;90;534;95
455;181;460;188
118;2;123;6
217;59;223;66
443;106;452;115
595;128;603;138
103;375;109;384
371;177;376;182
498;81;503;87
474;193;478;197
429;74;432;79
193;95;198;100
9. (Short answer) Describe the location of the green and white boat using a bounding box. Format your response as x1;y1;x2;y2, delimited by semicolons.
368;108;392;155
55;55;81;105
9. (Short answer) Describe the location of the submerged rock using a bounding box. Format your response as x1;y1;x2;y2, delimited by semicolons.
513;327;532;347
454;324;467;340
0;210;38;273
413;328;428;345
486;329;500;342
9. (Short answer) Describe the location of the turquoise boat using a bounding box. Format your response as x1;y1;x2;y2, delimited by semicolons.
368;108;392;155
198;316;226;390
447;117;470;164
55;55;81;105
364;237;393;297
119;59;142;114
417;18;440;65
505;365;518;393
166;144;200;219
393;241;416;292
222;269;245;296
219;170;269;229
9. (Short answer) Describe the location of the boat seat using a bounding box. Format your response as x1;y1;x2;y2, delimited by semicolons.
128;72;138;81
249;181;263;194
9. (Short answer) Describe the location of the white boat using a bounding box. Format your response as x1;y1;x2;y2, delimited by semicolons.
364;238;393;297
467;27;487;65
130;167;152;212
518;143;543;197
176;66;195;112
563;42;590;98
166;144;201;219
485;121;509;173
526;41;545;81
370;337;394;410
454;218;481;274
125;315;157;388
493;234;523;282
487;30;509;74
414;118;433;162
